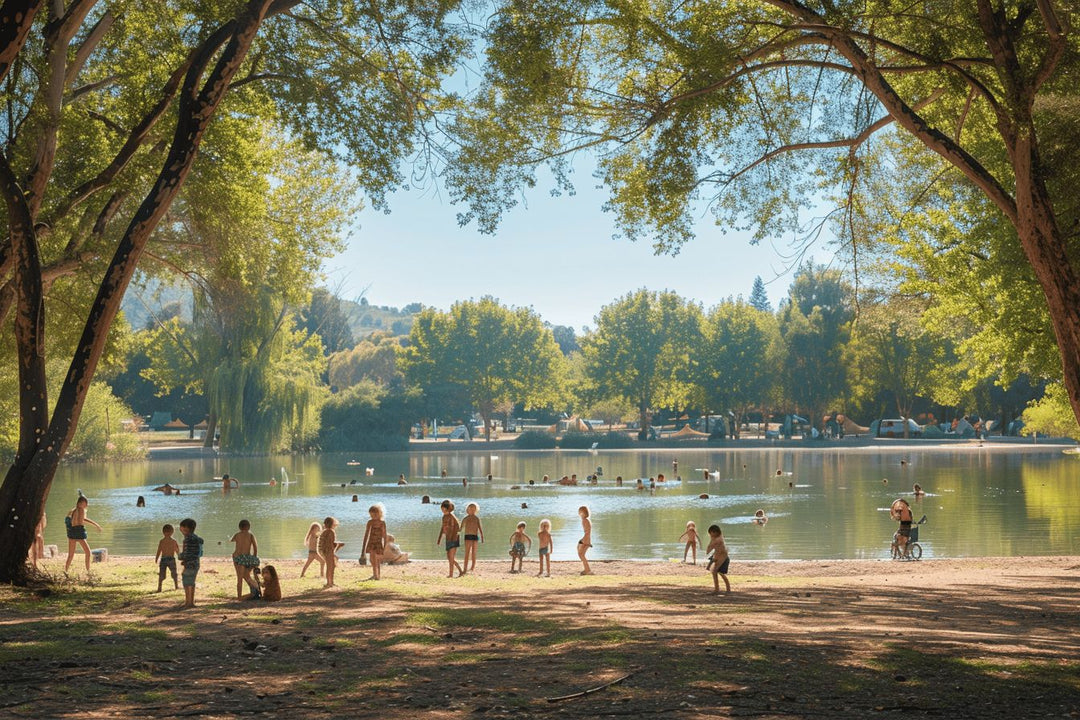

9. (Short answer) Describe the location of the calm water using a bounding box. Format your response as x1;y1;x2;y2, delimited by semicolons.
42;446;1080;562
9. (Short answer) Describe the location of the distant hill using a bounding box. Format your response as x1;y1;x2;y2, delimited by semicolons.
120;276;193;331
122;277;419;342
341;298;420;339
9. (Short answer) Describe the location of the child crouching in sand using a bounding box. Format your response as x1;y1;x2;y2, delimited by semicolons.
705;524;730;594
261;565;282;601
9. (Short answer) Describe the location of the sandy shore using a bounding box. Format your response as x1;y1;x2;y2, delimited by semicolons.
4;554;1078;719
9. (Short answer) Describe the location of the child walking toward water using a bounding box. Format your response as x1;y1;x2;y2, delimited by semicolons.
64;495;102;574
705;525;731;594
154;524;180;592
231;519;261;600
508;522;531;573
536;519;553;577
178;518;203;608
577;506;592;575
361;504;388;580
461;503;485;573
300;522;324;578
319;517;340;588
679;521;702;564
436;500;464;578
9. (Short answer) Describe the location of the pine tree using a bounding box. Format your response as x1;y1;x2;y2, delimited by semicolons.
749;277;772;313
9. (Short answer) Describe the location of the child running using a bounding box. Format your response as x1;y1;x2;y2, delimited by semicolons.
436;500;464;578
64;495;102;575
705;524;731;594
460;502;485;574
178;518;203;608
361;504;388;580
577;506;592;575
508;522;531;573
300;522;324;578
679;521;702;564
230;519;261;600
319;517;339;588
154;524;180;592
536;519;553;577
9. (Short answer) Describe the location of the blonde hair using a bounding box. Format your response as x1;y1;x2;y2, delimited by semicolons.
686;520;696;528
369;503;385;519
539;518;551;530
516;521;526;529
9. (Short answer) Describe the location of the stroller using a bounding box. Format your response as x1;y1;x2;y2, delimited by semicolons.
891;514;927;560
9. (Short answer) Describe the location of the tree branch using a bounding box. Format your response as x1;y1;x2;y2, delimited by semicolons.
0;0;42;86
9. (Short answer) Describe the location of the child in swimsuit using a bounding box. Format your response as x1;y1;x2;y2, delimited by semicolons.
436;500;464;578
154;524;180;592
508;522;531;573
705;525;731;594
577;506;592;575
361;504;387;580
300;522;324;578
679;521;702;564
64;496;102;575
230;519;261;600
319;517;340;588
261;565;282;601
536;519;553;577
461;503;485;574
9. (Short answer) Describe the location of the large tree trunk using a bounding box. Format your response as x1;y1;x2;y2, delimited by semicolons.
203;412;219;449
0;0;276;584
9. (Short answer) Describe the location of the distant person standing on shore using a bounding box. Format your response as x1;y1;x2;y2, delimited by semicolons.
437;500;464;578
178;518;203;608
319;517;340;588
461;503;485;573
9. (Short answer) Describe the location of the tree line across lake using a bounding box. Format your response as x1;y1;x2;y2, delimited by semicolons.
88;264;1068;458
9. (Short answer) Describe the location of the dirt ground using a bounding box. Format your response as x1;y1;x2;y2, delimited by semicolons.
2;555;1078;719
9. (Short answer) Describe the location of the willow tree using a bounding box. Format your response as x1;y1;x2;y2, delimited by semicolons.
445;0;1080;427
0;0;464;583
403;297;565;440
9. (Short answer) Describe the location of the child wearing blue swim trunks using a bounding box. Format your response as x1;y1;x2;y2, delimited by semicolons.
178;518;204;608
536;519;553;577
437;500;464;578
508;522;531;574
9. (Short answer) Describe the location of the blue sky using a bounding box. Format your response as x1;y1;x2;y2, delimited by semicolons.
325;173;832;331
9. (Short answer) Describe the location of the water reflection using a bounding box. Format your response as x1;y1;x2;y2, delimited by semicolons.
43;447;1080;562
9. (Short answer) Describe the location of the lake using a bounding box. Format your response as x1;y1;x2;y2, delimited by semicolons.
41;445;1080;562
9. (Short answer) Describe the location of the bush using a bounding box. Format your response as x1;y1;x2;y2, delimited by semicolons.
318;381;415;451
514;430;557;449
922;424;945;438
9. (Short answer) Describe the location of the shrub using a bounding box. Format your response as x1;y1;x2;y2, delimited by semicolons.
514;430;557;449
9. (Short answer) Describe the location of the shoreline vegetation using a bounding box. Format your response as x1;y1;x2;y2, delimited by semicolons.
3;556;1077;718
141;434;1079;459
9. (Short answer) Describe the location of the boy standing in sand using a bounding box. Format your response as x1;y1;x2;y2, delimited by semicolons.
231;519;261;600
178;518;203;608
508;522;531;573
461;503;485;573
436;500;464;578
319;517;340;588
536;519;553;577
705;525;730;594
154;524;180;592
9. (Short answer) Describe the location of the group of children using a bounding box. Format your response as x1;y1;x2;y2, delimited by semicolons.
153;517;281;607
54;489;731;607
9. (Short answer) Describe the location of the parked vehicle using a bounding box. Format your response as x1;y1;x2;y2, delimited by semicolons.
875;418;922;438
